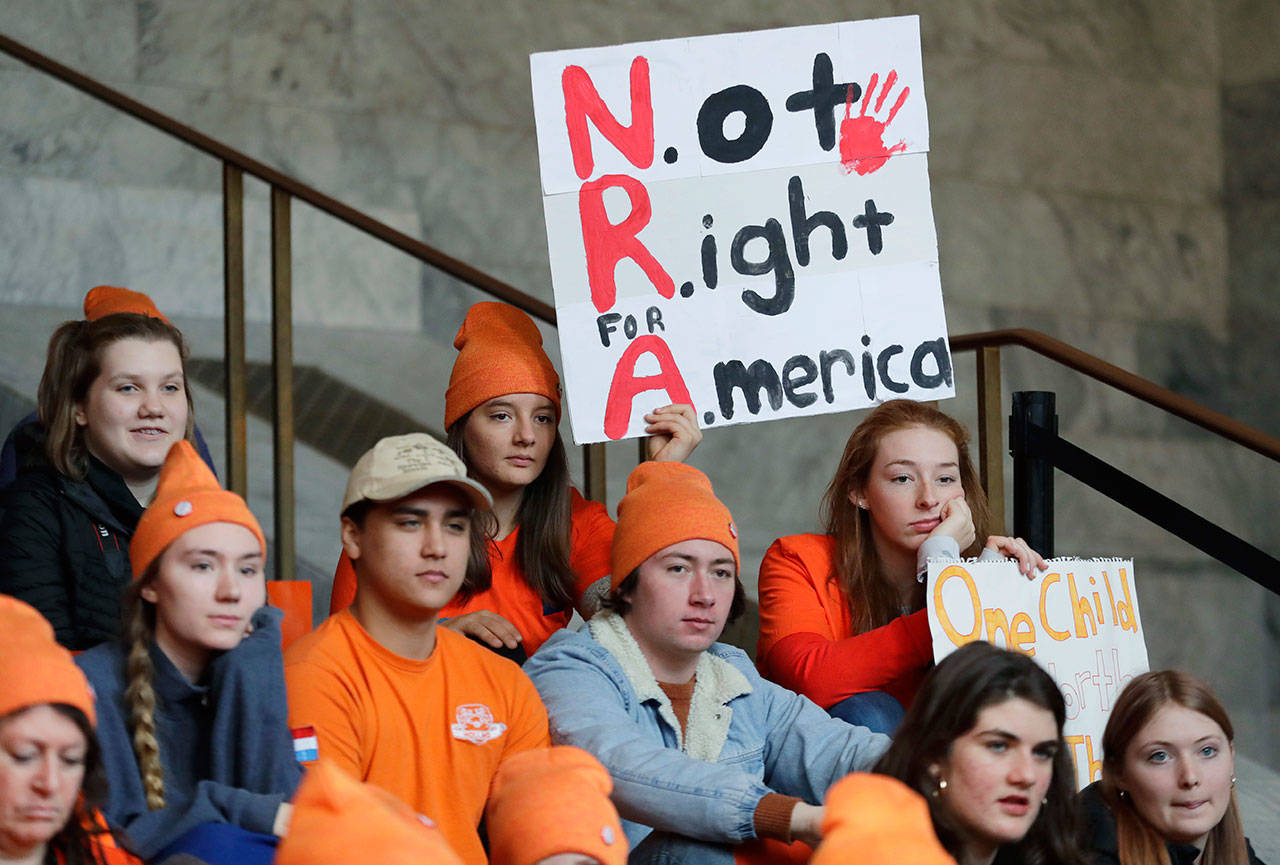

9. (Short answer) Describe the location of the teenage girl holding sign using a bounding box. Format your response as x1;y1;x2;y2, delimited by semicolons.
756;399;1045;733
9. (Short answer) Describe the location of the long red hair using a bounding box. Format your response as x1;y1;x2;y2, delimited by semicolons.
821;399;991;632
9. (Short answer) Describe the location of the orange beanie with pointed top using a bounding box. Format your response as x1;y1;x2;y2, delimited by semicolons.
83;285;170;324
610;462;739;590
0;596;96;725
443;302;560;429
811;774;956;865
486;747;627;865
275;759;464;865
129;441;266;579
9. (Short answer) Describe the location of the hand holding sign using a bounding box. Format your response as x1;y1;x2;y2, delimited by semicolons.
643;403;703;462
983;535;1047;578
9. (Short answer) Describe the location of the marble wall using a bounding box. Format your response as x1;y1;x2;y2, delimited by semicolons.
1;1;1277;763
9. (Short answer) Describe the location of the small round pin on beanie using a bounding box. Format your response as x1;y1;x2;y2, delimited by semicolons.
274;759;464;865
610;461;739;590
443;302;561;430
0;596;97;726
82;285;170;324
811;774;956;865
486;746;627;865
129;440;266;579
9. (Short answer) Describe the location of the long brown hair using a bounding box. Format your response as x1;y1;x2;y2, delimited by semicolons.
821;399;991;632
447;418;575;611
875;641;1090;865
1100;671;1249;865
37;313;194;481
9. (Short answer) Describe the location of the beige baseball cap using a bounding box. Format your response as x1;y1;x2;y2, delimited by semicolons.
342;433;492;512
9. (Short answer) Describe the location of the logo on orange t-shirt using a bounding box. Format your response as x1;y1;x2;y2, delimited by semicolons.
450;703;507;744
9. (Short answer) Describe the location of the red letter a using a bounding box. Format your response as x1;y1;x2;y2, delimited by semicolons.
562;56;654;180
604;335;693;440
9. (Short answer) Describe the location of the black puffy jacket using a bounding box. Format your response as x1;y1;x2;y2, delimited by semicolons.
0;426;144;650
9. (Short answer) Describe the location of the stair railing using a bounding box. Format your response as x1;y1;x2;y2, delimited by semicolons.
0;33;572;580
8;33;1279;595
951;330;1280;596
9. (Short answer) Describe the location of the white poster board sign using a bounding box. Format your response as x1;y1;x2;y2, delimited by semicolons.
927;559;1150;789
530;16;953;443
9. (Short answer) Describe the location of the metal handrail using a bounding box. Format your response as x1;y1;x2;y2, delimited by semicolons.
10;31;1277;577
950;329;1280;463
0;33;554;325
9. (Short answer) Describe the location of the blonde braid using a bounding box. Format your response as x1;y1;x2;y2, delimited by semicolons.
123;581;165;810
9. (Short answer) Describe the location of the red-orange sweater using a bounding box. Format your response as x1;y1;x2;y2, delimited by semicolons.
755;533;933;710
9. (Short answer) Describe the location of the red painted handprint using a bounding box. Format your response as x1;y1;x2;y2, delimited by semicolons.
839;70;910;176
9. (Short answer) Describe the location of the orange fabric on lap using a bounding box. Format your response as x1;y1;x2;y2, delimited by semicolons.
275;759;464;865
811;774;954;865
486;747;627;865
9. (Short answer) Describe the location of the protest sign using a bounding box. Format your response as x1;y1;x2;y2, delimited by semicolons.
927;559;1149;789
530;16;953;443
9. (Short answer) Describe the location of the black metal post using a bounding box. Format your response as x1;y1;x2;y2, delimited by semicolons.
1010;391;1056;557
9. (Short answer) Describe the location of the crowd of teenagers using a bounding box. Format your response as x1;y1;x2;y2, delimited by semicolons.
0;286;1265;865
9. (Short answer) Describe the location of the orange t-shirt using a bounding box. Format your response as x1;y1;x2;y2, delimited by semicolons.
329;489;614;654
284;611;550;865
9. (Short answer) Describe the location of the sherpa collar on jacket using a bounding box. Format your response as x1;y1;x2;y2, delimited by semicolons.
587;610;751;762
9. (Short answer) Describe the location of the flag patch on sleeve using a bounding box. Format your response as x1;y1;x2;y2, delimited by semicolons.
291;726;319;762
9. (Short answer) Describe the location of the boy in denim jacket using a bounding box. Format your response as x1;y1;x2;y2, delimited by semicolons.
525;462;890;865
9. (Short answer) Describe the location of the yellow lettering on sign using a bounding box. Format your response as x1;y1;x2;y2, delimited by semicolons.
1039;573;1071;641
1009;612;1036;656
1067;572;1098;638
933;565;982;646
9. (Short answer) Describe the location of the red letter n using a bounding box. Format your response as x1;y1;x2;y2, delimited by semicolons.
579;174;674;313
562;56;655;180
604;335;694;440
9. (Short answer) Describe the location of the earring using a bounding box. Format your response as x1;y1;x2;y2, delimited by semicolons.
1118;790;1128;799
857;500;868;510
1042;796;1048;806
1231;776;1237;789
931;778;947;798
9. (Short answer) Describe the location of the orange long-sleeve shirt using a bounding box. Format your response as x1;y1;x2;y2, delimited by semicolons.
755;533;933;710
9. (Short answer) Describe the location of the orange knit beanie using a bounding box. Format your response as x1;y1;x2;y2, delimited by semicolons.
443;302;560;429
610;462;739;590
275;759;464;865
83;285;170;323
130;441;266;579
486;747;627;865
811;774;956;865
0;596;96;725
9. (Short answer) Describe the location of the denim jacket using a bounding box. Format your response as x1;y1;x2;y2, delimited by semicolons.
524;611;890;847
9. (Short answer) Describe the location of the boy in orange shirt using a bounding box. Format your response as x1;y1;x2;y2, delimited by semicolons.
284;433;550;865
